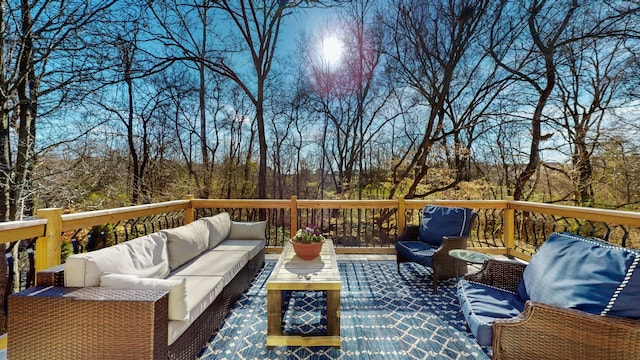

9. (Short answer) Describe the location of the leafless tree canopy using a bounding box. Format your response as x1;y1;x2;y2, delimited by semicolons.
1;0;639;219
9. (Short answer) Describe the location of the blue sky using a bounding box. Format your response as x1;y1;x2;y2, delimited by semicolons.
278;6;340;58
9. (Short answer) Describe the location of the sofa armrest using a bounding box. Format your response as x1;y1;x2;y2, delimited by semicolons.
493;300;640;360
36;264;65;286
9;286;169;359
396;225;420;242
464;258;526;293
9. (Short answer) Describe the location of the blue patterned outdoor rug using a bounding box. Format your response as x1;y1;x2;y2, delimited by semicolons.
200;262;491;359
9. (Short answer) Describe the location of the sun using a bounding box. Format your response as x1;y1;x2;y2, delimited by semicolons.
320;35;343;69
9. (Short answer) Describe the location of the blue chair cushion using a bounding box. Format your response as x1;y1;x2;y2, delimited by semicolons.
517;232;640;318
457;279;526;347
395;241;436;268
418;205;474;247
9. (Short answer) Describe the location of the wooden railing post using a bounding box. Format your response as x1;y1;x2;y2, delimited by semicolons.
397;196;406;237
35;208;63;275
290;196;298;237
184;194;195;224
503;196;515;257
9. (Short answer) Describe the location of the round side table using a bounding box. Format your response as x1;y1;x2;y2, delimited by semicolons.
449;249;492;279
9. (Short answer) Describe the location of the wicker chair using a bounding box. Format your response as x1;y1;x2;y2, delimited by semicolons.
463;256;640;359
396;205;475;293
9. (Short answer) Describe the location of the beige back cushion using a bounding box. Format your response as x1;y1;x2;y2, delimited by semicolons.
64;232;170;287
201;212;232;249
228;221;267;240
161;219;211;270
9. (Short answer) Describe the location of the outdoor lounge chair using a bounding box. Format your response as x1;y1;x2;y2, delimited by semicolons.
457;232;640;359
395;205;475;292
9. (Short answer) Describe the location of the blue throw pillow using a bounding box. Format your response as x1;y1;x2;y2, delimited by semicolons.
517;232;640;319
417;205;474;247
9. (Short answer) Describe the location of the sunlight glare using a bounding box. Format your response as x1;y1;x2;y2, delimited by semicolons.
320;35;343;69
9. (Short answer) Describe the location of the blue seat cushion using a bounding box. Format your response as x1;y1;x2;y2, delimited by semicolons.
418;205;474;247
395;241;436;267
517;232;640;318
457;279;526;347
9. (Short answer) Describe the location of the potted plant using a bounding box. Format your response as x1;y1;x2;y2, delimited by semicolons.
290;225;325;260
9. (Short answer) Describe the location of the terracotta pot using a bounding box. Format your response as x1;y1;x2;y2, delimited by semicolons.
290;239;324;260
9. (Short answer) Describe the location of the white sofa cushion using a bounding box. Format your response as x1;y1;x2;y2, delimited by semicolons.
162;219;211;270
215;239;265;260
170;250;248;287
64;232;170;287
201;212;232;249
99;273;189;321
166;275;225;345
228;221;266;240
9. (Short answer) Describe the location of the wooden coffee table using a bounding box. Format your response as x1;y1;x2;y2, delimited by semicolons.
266;240;342;348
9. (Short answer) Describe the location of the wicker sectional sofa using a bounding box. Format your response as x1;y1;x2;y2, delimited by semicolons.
8;212;266;360
457;232;640;359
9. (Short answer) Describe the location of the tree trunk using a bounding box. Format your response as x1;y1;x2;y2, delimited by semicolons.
126;72;139;204
0;0;7;222
256;83;268;202
199;7;211;199
120;39;140;205
573;130;594;206
0;107;9;222
511;1;578;200
14;0;36;218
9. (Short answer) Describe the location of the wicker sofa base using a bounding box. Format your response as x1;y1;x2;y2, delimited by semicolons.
9;249;265;360
168;250;265;360
9;287;169;360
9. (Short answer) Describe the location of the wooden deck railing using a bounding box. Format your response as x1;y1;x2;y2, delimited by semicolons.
3;196;640;284
1;196;640;351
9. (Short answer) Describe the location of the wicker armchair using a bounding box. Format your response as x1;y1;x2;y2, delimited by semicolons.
396;205;475;293
465;259;640;360
396;228;468;292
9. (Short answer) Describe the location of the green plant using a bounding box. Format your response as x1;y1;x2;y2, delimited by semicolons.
61;240;74;262
292;225;324;244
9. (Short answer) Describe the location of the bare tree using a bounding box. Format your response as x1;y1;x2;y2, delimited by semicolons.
0;0;116;220
95;8;157;205
149;0;329;202
0;0;117;332
206;0;299;201
156;68;200;189
550;31;639;206
147;0;223;198
381;0;494;200
119;34;148;203
489;1;640;200
216;85;257;199
301;0;393;199
594;137;640;208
